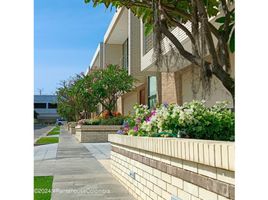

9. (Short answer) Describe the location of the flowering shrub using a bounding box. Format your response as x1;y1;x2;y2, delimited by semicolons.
123;100;234;141
100;110;122;118
100;110;110;119
78;116;127;126
77;119;86;125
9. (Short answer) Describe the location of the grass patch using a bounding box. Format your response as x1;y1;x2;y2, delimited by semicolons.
35;137;59;145
47;126;60;136
34;176;53;200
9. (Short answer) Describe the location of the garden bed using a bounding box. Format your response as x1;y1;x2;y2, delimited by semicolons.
75;125;121;143
109;134;235;200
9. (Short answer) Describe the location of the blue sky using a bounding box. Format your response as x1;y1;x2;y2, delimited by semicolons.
34;0;115;95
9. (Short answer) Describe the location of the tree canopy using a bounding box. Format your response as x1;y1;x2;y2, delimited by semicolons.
56;64;135;120
56;74;98;121
90;64;135;116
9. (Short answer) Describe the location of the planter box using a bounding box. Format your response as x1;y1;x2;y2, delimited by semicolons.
67;122;77;134
109;135;235;200
75;125;121;143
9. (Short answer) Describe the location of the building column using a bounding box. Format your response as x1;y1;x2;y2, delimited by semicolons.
161;72;182;104
128;10;141;75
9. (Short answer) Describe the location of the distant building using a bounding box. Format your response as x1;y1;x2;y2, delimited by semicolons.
34;95;60;123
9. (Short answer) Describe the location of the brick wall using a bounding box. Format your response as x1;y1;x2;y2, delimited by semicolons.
75;125;121;143
109;135;235;200
161;72;180;104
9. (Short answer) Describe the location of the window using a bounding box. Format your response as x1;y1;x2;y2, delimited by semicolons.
148;76;157;108
122;39;128;72
48;103;57;109
34;103;46;109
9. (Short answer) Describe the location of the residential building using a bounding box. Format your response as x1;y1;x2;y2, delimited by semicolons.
88;7;154;116
140;18;234;108
87;7;234;116
34;95;60;123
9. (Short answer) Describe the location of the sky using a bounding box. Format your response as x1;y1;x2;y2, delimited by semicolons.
34;0;115;95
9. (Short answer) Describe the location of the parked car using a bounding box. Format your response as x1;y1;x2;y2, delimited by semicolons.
56;118;66;126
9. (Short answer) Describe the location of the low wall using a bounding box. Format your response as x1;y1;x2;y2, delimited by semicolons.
109;135;235;200
67;122;76;134
70;127;76;135
75;125;121;143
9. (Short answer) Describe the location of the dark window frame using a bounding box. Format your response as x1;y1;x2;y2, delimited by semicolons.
34;103;47;109
122;38;129;72
48;103;57;109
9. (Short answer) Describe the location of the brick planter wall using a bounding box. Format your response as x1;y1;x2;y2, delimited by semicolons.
67;122;77;134
109;135;235;200
75;125;121;143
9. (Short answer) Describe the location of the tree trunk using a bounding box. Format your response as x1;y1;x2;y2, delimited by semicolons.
159;22;235;107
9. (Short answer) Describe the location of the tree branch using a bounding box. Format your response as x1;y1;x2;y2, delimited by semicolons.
159;20;201;66
161;8;196;46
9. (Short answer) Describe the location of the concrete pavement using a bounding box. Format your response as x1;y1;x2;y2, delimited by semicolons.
82;143;111;173
34;128;133;200
34;143;58;161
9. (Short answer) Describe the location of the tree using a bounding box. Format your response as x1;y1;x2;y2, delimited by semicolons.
34;110;39;119
56;74;98;121
85;0;235;106
57;80;77;121
71;73;98;118
90;64;135;116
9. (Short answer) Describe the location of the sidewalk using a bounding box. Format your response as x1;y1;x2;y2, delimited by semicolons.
42;128;134;200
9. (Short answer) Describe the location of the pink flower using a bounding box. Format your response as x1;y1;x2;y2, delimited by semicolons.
133;126;139;132
150;110;156;116
135;118;141;124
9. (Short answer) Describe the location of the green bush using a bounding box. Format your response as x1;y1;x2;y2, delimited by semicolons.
177;101;234;141
124;101;234;141
99;116;126;125
84;119;101;125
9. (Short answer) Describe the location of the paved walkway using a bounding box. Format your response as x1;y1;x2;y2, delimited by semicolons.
35;128;133;200
82;143;111;173
34;143;58;161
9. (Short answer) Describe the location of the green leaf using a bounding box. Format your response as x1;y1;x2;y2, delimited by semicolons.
144;23;153;36
215;16;225;24
229;30;235;53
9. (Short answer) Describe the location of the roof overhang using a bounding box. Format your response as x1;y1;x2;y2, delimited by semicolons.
90;43;101;68
104;7;128;44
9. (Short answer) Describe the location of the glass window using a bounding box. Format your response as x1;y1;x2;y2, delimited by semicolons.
48;103;57;109
34;103;46;109
122;39;128;72
148;76;157;108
